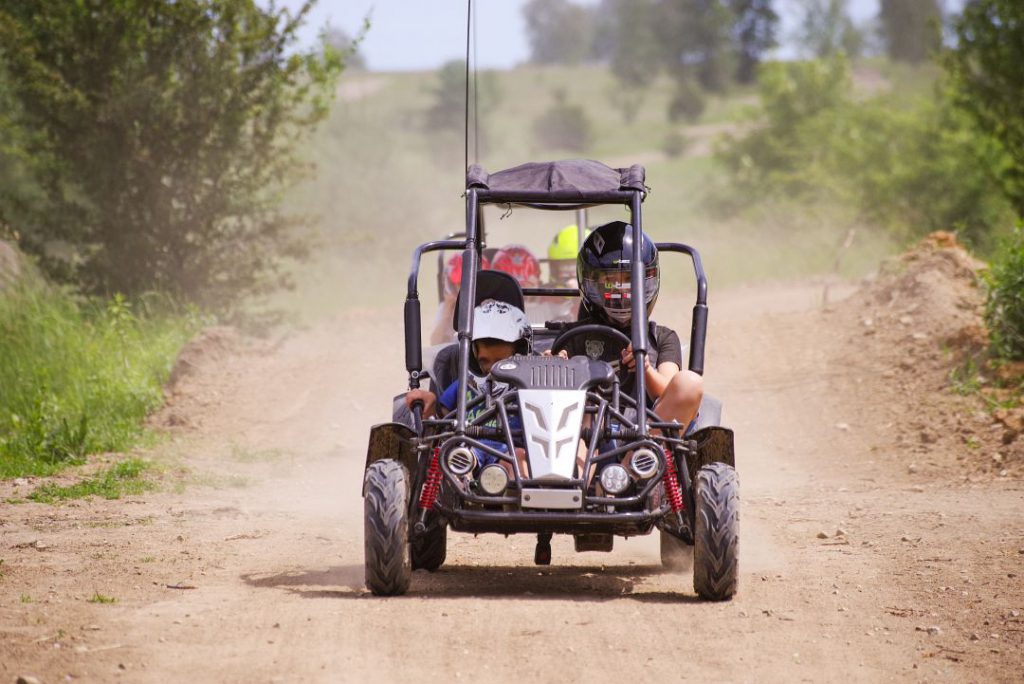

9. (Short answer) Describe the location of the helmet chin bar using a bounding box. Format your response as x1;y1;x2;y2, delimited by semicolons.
605;308;632;325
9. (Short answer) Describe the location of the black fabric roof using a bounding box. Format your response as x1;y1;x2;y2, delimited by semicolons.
466;159;645;202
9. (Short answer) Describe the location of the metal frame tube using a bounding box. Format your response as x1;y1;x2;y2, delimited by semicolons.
404;239;467;388
456;189;481;432
474;189;636;204
654;242;709;376
575;207;587;252
629;191;649;433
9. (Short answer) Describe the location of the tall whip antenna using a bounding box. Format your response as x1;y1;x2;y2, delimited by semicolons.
472;5;479;165
464;0;472;174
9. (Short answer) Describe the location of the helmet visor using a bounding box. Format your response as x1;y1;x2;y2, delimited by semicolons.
581;267;658;318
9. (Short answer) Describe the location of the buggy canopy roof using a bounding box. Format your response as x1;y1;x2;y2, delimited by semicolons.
466;159;645;205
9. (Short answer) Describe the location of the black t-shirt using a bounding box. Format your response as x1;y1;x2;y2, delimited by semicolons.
561;317;683;397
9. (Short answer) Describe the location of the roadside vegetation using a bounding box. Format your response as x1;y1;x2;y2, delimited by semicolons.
0;277;201;479
985;228;1024;362
27;458;155;504
0;0;350;488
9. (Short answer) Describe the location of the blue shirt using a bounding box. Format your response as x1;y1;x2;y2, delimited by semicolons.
438;379;522;468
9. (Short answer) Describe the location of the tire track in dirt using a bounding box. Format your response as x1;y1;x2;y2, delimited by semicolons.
1;282;1021;683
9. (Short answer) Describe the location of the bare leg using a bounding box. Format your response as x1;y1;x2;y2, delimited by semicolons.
653;370;703;430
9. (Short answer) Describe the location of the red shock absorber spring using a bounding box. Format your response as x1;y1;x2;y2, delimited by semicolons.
662;448;684;513
419;448;443;510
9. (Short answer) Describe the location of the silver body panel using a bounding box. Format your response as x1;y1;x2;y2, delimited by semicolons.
521;488;584;510
518;389;586;481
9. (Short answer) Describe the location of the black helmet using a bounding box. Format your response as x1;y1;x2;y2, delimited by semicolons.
577;221;659;326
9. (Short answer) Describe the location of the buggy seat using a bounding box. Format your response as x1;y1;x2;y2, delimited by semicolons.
431;269;526;395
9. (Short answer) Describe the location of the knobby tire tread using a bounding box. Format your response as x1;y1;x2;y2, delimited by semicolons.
411;521;447;571
364;460;411;596
692;462;739;600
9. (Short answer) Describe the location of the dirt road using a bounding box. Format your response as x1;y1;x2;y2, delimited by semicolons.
1;282;1022;683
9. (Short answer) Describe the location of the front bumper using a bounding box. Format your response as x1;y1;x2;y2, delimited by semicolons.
442;504;670;536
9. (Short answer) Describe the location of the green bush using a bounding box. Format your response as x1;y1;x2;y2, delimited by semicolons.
0;278;202;477
715;57;1016;250
661;130;689;158
533;89;593;153
667;77;706;123
985;226;1024;360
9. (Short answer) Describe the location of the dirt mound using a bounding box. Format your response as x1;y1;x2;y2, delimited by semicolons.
166;326;244;390
857;230;985;351
152;326;261;429
832;231;1023;479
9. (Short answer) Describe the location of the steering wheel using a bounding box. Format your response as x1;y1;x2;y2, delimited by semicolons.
551;324;633;381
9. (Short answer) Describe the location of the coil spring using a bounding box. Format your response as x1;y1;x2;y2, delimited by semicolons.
419;448;442;510
662;448;684;513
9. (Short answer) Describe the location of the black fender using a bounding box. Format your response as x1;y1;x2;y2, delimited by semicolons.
684;425;735;486
363;422;417;496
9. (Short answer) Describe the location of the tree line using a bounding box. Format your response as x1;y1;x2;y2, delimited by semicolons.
524;0;944;121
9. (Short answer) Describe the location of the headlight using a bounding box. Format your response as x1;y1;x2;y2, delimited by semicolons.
629;448;659;479
446;446;476;476
599;464;630;494
478;464;509;495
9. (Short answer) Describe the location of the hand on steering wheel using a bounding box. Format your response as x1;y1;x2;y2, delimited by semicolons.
550;324;633;382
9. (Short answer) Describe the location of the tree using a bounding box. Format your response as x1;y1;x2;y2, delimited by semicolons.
0;1;343;307
522;0;595;65
0;56;43;241
796;0;863;58
323;24;367;71
668;76;707;122
945;0;1024;216
879;0;942;63
730;0;779;84
424;60;501;134
422;60;501;166
600;0;663;122
654;0;737;93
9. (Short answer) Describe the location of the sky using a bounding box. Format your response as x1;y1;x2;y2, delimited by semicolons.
282;1;946;71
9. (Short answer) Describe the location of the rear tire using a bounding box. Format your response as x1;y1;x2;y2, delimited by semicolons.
659;529;693;571
692;462;739;600
364;460;411;596
411;520;447;571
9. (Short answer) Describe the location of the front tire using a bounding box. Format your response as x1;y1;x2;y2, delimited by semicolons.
364;460;411;596
692;462;739;600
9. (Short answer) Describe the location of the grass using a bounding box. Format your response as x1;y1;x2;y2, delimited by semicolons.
0;277;202;479
949;354;984;397
20;593;31;603
27;458;155;503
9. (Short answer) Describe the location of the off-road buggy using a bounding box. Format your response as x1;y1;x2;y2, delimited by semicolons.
363;160;738;599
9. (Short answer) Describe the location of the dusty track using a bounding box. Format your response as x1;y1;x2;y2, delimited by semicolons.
1;282;1022;683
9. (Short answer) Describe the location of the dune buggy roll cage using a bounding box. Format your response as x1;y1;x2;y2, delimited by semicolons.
402;160;708;438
